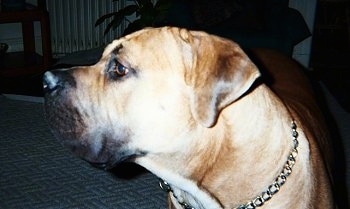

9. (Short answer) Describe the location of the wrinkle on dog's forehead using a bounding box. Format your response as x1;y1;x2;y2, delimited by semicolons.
102;39;124;58
103;27;183;55
102;28;153;58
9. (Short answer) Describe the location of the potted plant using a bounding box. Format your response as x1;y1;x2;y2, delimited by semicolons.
95;0;172;36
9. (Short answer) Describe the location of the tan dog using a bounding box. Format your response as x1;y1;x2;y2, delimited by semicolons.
43;27;334;208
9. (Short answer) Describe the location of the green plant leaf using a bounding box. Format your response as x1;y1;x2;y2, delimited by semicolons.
104;16;122;35
95;12;119;27
97;0;172;35
123;19;143;35
122;4;139;16
96;4;139;34
112;15;126;31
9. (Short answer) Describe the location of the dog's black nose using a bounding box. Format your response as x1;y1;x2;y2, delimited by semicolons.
43;71;59;93
43;69;76;94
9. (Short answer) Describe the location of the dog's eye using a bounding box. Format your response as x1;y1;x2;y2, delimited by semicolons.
114;62;129;76
107;59;130;79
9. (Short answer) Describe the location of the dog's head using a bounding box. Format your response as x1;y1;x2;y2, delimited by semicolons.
43;27;260;169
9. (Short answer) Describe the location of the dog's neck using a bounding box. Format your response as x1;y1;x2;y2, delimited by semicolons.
136;85;310;209
159;120;299;209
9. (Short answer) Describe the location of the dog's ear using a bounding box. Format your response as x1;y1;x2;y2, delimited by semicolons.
183;32;261;127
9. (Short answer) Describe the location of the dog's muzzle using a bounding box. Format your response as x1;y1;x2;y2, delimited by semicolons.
43;68;140;170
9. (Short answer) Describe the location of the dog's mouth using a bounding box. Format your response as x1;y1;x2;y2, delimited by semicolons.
89;161;116;170
87;158;125;171
86;153;145;171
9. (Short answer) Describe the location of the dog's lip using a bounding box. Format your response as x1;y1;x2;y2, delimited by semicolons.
86;153;142;171
89;162;113;170
87;159;121;171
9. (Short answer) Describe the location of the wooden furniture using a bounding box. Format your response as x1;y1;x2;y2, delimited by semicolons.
0;0;52;77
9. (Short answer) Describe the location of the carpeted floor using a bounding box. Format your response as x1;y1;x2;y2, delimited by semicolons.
0;96;167;209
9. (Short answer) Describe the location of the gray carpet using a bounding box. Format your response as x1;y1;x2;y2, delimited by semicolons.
0;95;167;209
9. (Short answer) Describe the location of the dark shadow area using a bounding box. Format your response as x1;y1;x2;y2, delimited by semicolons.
109;162;149;180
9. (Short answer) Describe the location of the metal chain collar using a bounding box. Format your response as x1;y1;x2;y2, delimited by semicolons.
159;121;299;209
159;179;195;209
